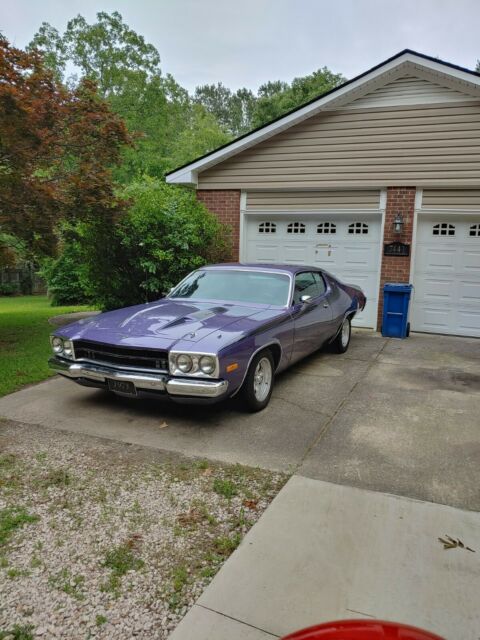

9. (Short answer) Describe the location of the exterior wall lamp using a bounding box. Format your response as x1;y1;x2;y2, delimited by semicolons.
393;213;404;233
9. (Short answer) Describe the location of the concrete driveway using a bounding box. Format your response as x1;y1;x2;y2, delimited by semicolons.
0;330;478;510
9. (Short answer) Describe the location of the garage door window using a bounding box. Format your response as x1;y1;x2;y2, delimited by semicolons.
469;224;480;237
433;223;455;236
348;222;369;234
317;222;336;234
258;222;276;234
287;222;306;234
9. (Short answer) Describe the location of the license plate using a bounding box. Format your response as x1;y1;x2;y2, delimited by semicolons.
107;379;137;396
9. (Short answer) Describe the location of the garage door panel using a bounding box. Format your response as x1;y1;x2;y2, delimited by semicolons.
343;245;378;269
412;304;452;331
462;249;480;271
414;277;454;302
412;215;480;337
250;243;282;262
458;280;480;304
457;309;480;333
418;246;456;271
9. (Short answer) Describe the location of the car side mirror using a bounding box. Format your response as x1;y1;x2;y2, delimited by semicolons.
300;295;312;304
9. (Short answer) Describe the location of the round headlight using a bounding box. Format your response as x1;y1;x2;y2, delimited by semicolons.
52;337;64;354
177;354;193;373
199;355;215;375
63;340;73;357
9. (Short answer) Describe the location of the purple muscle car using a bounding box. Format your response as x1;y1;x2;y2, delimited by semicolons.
49;264;365;411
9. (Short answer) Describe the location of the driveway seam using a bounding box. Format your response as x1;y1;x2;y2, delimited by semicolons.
296;338;390;469
196;604;280;637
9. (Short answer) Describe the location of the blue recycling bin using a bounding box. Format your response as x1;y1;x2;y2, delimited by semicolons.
381;283;413;339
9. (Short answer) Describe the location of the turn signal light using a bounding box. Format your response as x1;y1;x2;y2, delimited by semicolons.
226;363;239;373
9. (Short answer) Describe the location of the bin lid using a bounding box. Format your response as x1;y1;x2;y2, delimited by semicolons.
281;619;444;639
383;283;413;293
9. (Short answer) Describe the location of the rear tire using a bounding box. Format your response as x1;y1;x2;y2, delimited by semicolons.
241;350;275;412
333;317;351;354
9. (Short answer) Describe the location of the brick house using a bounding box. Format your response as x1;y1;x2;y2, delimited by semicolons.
167;50;480;337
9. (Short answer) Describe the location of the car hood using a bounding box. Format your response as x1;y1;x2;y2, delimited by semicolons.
57;299;284;351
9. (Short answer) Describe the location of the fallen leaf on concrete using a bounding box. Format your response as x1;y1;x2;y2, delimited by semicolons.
243;499;258;510
438;535;475;552
159;422;168;429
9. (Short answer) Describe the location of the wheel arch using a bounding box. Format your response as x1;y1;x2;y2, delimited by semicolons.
230;340;282;397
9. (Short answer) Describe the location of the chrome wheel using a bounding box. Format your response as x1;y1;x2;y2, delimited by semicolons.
341;318;351;348
253;356;273;402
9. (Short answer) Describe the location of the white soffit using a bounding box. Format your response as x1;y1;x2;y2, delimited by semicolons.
166;52;480;186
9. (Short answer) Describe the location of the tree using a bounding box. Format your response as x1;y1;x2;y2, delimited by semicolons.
30;12;230;180
30;11;162;97
251;68;345;128
77;178;232;310
194;83;256;136
169;105;231;169
0;37;131;256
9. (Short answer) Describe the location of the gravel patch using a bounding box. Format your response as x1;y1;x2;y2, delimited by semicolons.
0;420;287;639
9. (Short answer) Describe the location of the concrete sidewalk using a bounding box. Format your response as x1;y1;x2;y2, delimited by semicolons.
170;476;480;640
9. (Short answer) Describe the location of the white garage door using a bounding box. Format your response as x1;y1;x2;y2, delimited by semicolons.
412;216;480;337
243;215;382;328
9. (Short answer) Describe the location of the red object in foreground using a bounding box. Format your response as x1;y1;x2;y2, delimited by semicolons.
281;620;445;640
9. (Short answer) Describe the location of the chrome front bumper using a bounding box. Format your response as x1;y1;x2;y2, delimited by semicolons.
48;358;229;399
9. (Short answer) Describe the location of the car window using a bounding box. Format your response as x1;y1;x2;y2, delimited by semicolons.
293;272;320;304
169;269;291;306
314;272;327;295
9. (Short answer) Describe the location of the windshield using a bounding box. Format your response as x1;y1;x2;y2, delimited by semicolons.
170;269;291;306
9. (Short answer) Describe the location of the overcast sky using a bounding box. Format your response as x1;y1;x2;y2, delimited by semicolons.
2;0;480;92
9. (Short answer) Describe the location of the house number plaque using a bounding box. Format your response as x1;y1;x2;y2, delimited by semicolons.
383;242;410;257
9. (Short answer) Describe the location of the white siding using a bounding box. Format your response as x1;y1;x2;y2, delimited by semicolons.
345;75;477;109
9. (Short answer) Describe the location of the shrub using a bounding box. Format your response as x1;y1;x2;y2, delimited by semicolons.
38;227;90;306
0;283;19;296
78;178;232;310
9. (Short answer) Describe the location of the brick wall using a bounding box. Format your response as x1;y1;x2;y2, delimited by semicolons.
197;190;241;260
377;186;416;330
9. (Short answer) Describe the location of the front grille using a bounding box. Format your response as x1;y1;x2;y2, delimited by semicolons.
73;340;168;371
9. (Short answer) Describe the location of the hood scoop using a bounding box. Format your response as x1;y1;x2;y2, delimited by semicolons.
160;306;228;331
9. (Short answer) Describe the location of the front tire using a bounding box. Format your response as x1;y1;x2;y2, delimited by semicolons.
333;316;351;354
241;350;275;412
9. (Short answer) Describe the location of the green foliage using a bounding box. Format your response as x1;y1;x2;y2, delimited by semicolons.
252;67;346;128
39;227;89;306
48;568;85;600
0;624;35;640
213;533;242;556
169;105;231;169
0;295;94;397
0;283;19;296
103;542;144;576
29;13;230;183
194;83;256;136
78;178;232;310
213;478;238;499
0;506;39;547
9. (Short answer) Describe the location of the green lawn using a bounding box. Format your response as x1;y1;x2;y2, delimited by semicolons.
0;296;95;397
